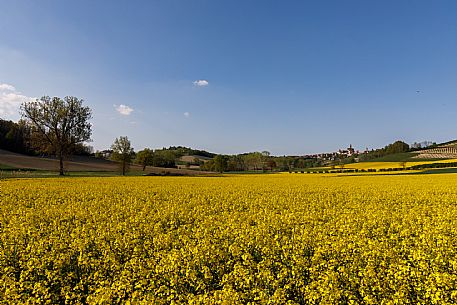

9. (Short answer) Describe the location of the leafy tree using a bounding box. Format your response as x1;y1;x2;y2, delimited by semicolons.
213;155;228;173
227;155;246;171
243;152;263;170
111;136;134;175
261;151;271;171
0;119;33;154
20;96;92;175
266;160;277;171
152;149;177;168
136;148;154;171
200;159;215;171
385;141;410;154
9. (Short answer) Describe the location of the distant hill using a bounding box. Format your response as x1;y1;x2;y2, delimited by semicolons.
0;149;119;171
160;146;216;158
363;152;420;162
412;140;457;159
361;140;457;163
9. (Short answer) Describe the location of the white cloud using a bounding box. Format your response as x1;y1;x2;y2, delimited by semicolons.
115;104;134;116
193;79;209;87
0;83;35;120
184;112;190;118
0;84;16;91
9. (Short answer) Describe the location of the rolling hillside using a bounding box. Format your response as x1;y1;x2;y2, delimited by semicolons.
412;141;457;159
0;149;212;175
361;140;457;163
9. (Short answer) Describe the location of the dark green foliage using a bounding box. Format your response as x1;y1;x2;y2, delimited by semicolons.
0;119;34;154
359;140;410;162
213;155;229;173
111;136;134;175
135;148;154;171
20;96;92;175
152;150;177;168
160;146;216;158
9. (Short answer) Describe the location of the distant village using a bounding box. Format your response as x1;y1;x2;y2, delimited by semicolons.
303;144;369;163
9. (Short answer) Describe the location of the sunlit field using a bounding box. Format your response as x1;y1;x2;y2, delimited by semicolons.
1;174;457;304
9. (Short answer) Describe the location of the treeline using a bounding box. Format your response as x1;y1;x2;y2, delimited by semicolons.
0;119;34;154
0;118;93;156
135;148;180;169
98;146;217;170
161;146;215;158
126;148;323;173
199;152;323;173
358;140;410;161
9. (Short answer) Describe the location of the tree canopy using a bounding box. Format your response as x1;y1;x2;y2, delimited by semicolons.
135;148;154;171
20;96;92;175
111;136;134;175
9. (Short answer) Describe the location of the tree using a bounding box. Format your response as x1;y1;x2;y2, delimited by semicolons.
261;151;271;171
200;159;215;171
266;160;277;171
152;149;177;168
213;155;228;173
21;96;92;175
135;148;154;171
243;152;263;170
0;119;33;154
111;136;134;175
385;141;409;154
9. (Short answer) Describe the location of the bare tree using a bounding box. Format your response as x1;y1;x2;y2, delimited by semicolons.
21;96;92;175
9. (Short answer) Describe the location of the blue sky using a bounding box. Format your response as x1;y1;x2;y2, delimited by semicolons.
1;1;457;155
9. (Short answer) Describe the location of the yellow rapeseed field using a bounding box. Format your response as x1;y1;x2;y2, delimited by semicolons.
1;174;457;304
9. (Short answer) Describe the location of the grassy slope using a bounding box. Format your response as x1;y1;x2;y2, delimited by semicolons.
0;149;214;177
361;152;451;163
360;140;457;163
0;163;18;170
362;152;419;162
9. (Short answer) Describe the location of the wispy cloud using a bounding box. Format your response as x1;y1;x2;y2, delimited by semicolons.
0;84;16;91
184;112;190;118
115;104;134;116
193;79;209;87
0;83;35;120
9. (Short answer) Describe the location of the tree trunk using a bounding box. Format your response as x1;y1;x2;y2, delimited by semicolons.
59;150;64;176
143;164;146;171
122;161;126;176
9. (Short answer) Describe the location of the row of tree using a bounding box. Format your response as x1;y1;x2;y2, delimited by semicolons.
104;144;208;174
198;152;323;173
109;142;180;175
